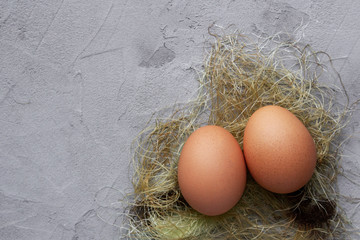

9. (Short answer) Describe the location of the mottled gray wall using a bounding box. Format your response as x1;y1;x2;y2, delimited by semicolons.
0;0;359;239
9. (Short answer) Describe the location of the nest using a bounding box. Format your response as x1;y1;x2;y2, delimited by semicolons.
120;32;358;239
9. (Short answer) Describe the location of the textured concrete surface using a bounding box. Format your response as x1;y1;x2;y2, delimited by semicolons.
0;0;360;239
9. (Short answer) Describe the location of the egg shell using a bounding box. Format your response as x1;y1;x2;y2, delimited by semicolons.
177;125;247;216
243;105;317;194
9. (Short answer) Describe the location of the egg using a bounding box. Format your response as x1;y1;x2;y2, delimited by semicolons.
243;105;317;194
177;125;247;216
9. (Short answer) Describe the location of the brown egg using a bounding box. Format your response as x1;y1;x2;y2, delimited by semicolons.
243;105;317;194
177;125;247;216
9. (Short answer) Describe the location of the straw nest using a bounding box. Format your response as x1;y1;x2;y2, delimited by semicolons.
119;31;358;239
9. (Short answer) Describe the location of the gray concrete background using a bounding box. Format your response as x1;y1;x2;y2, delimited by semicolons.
1;0;360;239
